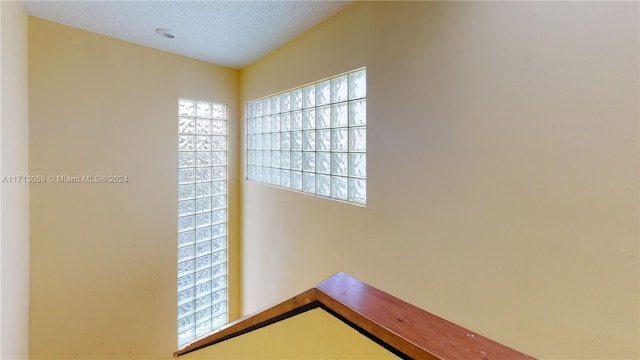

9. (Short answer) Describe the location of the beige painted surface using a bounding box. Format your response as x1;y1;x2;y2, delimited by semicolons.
181;308;398;359
0;1;30;359
240;2;639;359
28;18;240;359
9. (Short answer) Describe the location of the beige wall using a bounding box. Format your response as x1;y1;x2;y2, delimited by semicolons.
28;18;240;359
182;308;398;359
240;2;639;359
0;1;30;359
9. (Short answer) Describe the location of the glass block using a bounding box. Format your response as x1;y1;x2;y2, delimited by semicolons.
349;69;366;99
197;101;212;119
211;209;226;224
179;135;195;151
291;171;303;190
195;254;211;271
195;182;211;197
179;99;196;117
195;168;211;182
271;167;280;185
212;136;226;150
178;169;194;184
196;308;211;326
253;101;262;118
291;131;302;150
212;120;226;135
281;92;291;112
255;133;264;150
303;172;315;193
316;106;331;129
195;119;211;135
331;153;348;176
291;151;302;171
211;166;227;181
271;95;280;114
303;109;315;130
195;268;212;284
271;133;281;151
211;103;226;119
317;129;330;151
281;132;291;150
212;250;226;265
179;118;196;134
291;111;302;130
271;151;280;168
178;274;195;291
196;242;211;258
291;89;302;110
178;329;195;347
211;181;226;195
196;227;211;242
248;103;256;120
194;152;209;167
196;294;212;310
211;151;226;165
195;198;211;213
262;98;271;116
317;152;330;174
303;152;316;172
331;103;348;128
281;151;290;169
264;167;272;184
331;75;348;103
179;200;195;216
255;116;263;133
179;184;195;200
212;275;226;290
212;195;226;209
262;115;271;133
196;320;212;337
211;237;226;251
196;212;212;227
262;133;271;150
211;300;226;316
211;223;226;237
196;282;211;298
179;152;194;168
196;136;211;151
331;129;348;151
247;166;255;181
281;112;291;131
281;169;291;188
316;174;330;196
349;99;366;126
316;80;330;106
178;230;195;247
302;130;315;151
178;245;195;262
349;153;366;178
272;114;281;133
254;166;262;182
211;264;227;278
349;127;366;152
262;150;271;167
247;118;256;135
212;313;226;328
303;85;315;108
212;288;227;303
178;260;194;276
178;314;195;332
331;176;348;200
349;178;366;203
178;288;195;305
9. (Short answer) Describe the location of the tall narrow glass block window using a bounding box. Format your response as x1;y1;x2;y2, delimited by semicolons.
246;68;366;205
177;99;228;347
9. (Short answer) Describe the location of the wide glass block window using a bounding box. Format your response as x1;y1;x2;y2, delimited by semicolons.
177;99;228;347
246;68;366;204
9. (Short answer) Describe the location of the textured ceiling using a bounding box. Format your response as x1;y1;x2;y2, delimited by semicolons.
23;1;352;69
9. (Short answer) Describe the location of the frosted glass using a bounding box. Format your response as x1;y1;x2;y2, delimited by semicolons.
195;198;211;213
262;98;271;116
262;150;271;167
316;81;330;106
196;240;211;256
197;101;212;119
281;92;291;112
211;136;226;150
331;176;348;200
271;133;281;151
211;120;226;135
178;301;195;319
196;212;212;227
349;100;366;126
350;153;366;178
179;135;195;151
331;75;348;103
196;307;211;323
211;209;226;224
211;195;226;209
281;169;291;188
262;133;271;150
178;288;195;305
291;151;302;171
316;106;331;129
291;89;302;110
212;237;226;251
212;275;226;289
211;181;225;195
281;132;291;150
211;166;226;180
271;167;281;185
196;320;212;337
179;200;195;216
178;230;195;247
317;129;330;151
178;314;195;332
331;103;348;128
291;131;302;150
271;114;280;133
263;116;271;133
303;109;315;130
178;274;195;291
303;152;316;172
331;129;348;151
303;85;315;108
281;112;291;131
302;130;315;151
196;136;211;151
212;151;226;165
291;111;302;130
317;152;331;174
271;95;280;114
303;172;315;193
211;223;226;237
291;171;303;190
179;152;194;168
281;151;291;169
195;255;211;271
195;168;211;182
178;245;195;262
196;227;211;242
211;104;226;119
331;153;348;176
178;184;195;200
178;169;194;184
349;178;366;203
178;260;194;276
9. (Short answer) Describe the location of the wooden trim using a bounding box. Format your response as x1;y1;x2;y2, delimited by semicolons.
175;273;536;359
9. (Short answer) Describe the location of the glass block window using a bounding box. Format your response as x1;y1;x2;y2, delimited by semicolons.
177;99;228;347
246;68;366;204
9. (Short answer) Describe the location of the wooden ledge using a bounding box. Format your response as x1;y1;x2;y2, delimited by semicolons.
174;273;536;359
